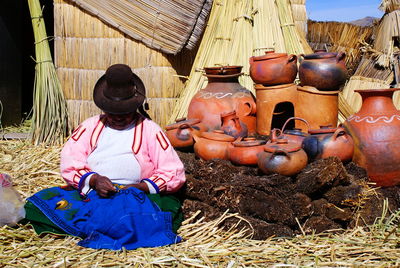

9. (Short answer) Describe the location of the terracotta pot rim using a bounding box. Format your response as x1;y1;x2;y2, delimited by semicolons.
251;52;288;61
165;118;201;130
201;131;236;142
303;52;338;59
354;88;400;93
255;83;296;90
205;73;243;79
297;86;340;94
232;140;266;147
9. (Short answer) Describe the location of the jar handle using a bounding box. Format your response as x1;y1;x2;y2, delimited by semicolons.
270;128;282;142
242;102;256;116
336;52;346;63
332;127;346;141
281;117;310;133
287;54;297;64
269;149;291;160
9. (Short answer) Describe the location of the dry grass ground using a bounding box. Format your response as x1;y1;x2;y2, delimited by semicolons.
0;140;399;267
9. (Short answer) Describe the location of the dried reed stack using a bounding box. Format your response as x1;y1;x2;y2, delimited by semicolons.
54;0;194;130
290;0;307;37
28;0;68;145
379;0;400;13
170;0;311;122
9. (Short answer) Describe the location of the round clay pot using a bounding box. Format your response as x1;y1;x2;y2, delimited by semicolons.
228;137;267;166
344;88;400;187
165;118;207;150
187;68;257;134
302;125;354;162
269;117;310;146
249;51;298;85
193;130;235;161
204;66;243;76
220;110;248;138
299;52;347;90
257;139;308;176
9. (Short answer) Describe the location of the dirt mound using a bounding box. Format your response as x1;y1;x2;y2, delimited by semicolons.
178;151;400;239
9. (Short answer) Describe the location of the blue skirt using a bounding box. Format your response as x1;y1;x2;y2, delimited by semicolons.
27;186;181;250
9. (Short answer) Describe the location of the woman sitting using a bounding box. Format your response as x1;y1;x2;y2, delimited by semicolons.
24;64;186;250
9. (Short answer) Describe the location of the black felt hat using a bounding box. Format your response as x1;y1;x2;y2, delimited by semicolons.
93;64;146;114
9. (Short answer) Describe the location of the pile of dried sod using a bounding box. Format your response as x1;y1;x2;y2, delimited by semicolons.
0;140;399;267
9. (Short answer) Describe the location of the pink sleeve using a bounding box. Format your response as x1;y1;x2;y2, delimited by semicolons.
143;121;186;193
60;117;99;188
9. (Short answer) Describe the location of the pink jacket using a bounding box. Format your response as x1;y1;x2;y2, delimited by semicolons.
60;115;186;193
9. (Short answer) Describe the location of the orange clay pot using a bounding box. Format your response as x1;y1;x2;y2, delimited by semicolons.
220;110;248;138
187;66;257;134
257;139;308;176
193;130;235;161
299;52;347;91
228;137;267;166
249;51;298;85
344;88;400;187
302;125;354;162
165;118;207;149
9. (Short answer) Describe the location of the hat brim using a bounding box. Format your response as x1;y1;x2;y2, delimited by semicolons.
93;72;146;114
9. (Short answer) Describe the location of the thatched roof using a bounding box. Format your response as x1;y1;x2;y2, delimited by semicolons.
67;0;213;54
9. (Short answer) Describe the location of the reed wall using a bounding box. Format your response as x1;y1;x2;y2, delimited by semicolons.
54;0;194;131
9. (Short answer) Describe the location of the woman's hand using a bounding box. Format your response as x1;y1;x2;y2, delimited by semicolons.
122;182;149;193
89;174;117;197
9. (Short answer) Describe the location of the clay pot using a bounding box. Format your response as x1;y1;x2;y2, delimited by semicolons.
187;66;257;134
257;139;308;176
249;51;298;85
299;52;347;90
193;130;235;161
296;86;339;130
270;117;310;146
344;88;400;187
220;111;248;138
165;118;207;149
255;83;298;135
302;125;354;162
228;137;267;166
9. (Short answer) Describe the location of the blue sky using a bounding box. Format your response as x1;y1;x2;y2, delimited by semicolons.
307;0;384;22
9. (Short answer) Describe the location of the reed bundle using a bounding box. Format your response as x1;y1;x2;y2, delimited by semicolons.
372;10;400;67
66;0;211;54
1;139;400;267
379;0;400;13
290;0;307;37
170;0;311;122
28;0;68;145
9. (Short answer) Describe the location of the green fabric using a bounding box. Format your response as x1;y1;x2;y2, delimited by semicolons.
24;193;183;235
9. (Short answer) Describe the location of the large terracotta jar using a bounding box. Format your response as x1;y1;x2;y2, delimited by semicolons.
299;52;347;91
249;51;298;85
187;66;257;134
344;88;400;187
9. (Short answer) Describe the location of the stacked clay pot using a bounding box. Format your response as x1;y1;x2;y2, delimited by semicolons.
165;118;207;150
187;66;256;135
249;51;299;135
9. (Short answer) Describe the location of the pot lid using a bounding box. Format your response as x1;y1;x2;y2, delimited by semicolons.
308;125;338;134
303;52;337;59
204;66;243;75
264;139;301;153
232;139;266;147
252;51;287;61
165;118;201;130
201;130;236;142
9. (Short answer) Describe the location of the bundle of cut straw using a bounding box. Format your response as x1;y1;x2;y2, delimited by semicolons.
28;0;68;145
379;0;400;13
